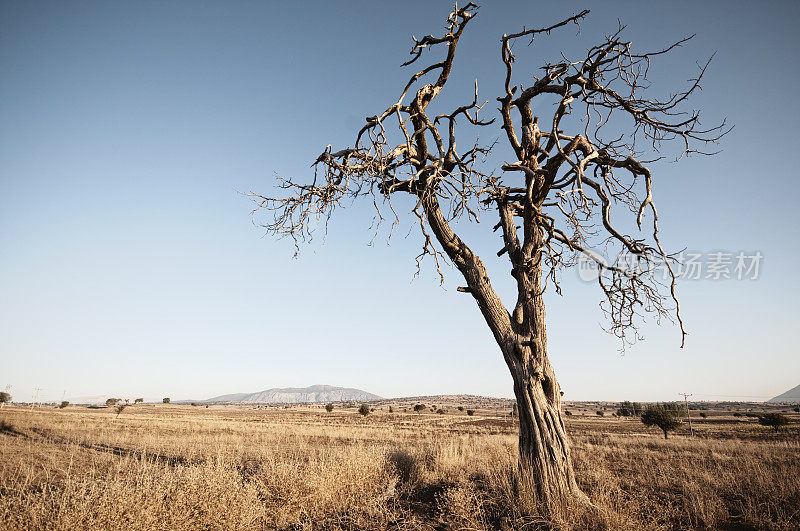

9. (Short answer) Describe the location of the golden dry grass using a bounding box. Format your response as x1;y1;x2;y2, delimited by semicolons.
0;404;798;529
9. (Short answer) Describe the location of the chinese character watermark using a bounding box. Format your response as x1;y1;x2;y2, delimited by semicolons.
576;250;763;283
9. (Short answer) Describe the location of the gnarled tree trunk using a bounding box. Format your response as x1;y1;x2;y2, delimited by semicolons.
423;192;584;507
504;293;584;507
502;259;584;508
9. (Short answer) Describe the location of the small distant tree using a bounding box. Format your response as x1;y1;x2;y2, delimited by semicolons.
325;403;334;413
641;405;682;439
388;406;394;413
134;398;143;404
596;410;604;417
564;410;572;416
758;413;789;433
115;404;127;417
699;412;707;418
466;409;475;416
0;391;11;407
794;407;799;413
105;398;120;406
733;412;742;417
436;408;445;414
413;404;426;413
59;401;69;409
358;403;370;416
511;403;518;418
457;406;464;412
162;397;170;404
616;401;642;417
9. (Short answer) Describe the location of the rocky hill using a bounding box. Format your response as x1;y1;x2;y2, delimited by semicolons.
206;385;381;404
768;384;800;403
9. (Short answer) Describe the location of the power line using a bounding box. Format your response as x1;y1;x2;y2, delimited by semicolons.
689;393;774;400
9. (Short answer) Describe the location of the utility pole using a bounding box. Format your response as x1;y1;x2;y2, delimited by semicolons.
31;387;41;411
679;392;694;436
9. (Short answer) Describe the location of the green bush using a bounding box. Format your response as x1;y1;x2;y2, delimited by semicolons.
358;404;370;416
466;409;474;416
58;401;69;409
641;405;682;439
325;403;334;413
162;397;170;404
616;401;642;417
758;413;789;433
413;404;426;412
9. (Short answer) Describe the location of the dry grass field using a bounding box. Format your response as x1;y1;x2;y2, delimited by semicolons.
1;403;798;530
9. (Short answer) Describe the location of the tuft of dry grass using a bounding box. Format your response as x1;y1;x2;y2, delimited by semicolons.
0;405;797;529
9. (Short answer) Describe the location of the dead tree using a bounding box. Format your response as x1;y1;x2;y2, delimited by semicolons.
250;4;725;508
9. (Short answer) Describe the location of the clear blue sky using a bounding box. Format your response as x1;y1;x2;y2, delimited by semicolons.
2;1;798;403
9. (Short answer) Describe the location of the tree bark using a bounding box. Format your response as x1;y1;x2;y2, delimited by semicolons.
421;192;585;509
512;362;583;507
503;269;586;508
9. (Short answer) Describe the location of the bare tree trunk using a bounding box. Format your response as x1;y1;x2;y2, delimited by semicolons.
508;352;582;507
504;268;586;508
422;193;585;509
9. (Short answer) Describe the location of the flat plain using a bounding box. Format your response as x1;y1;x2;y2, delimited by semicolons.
0;402;798;529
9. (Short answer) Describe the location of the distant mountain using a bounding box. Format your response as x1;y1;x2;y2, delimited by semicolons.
206;385;381;404
768;384;800;403
203;393;249;402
